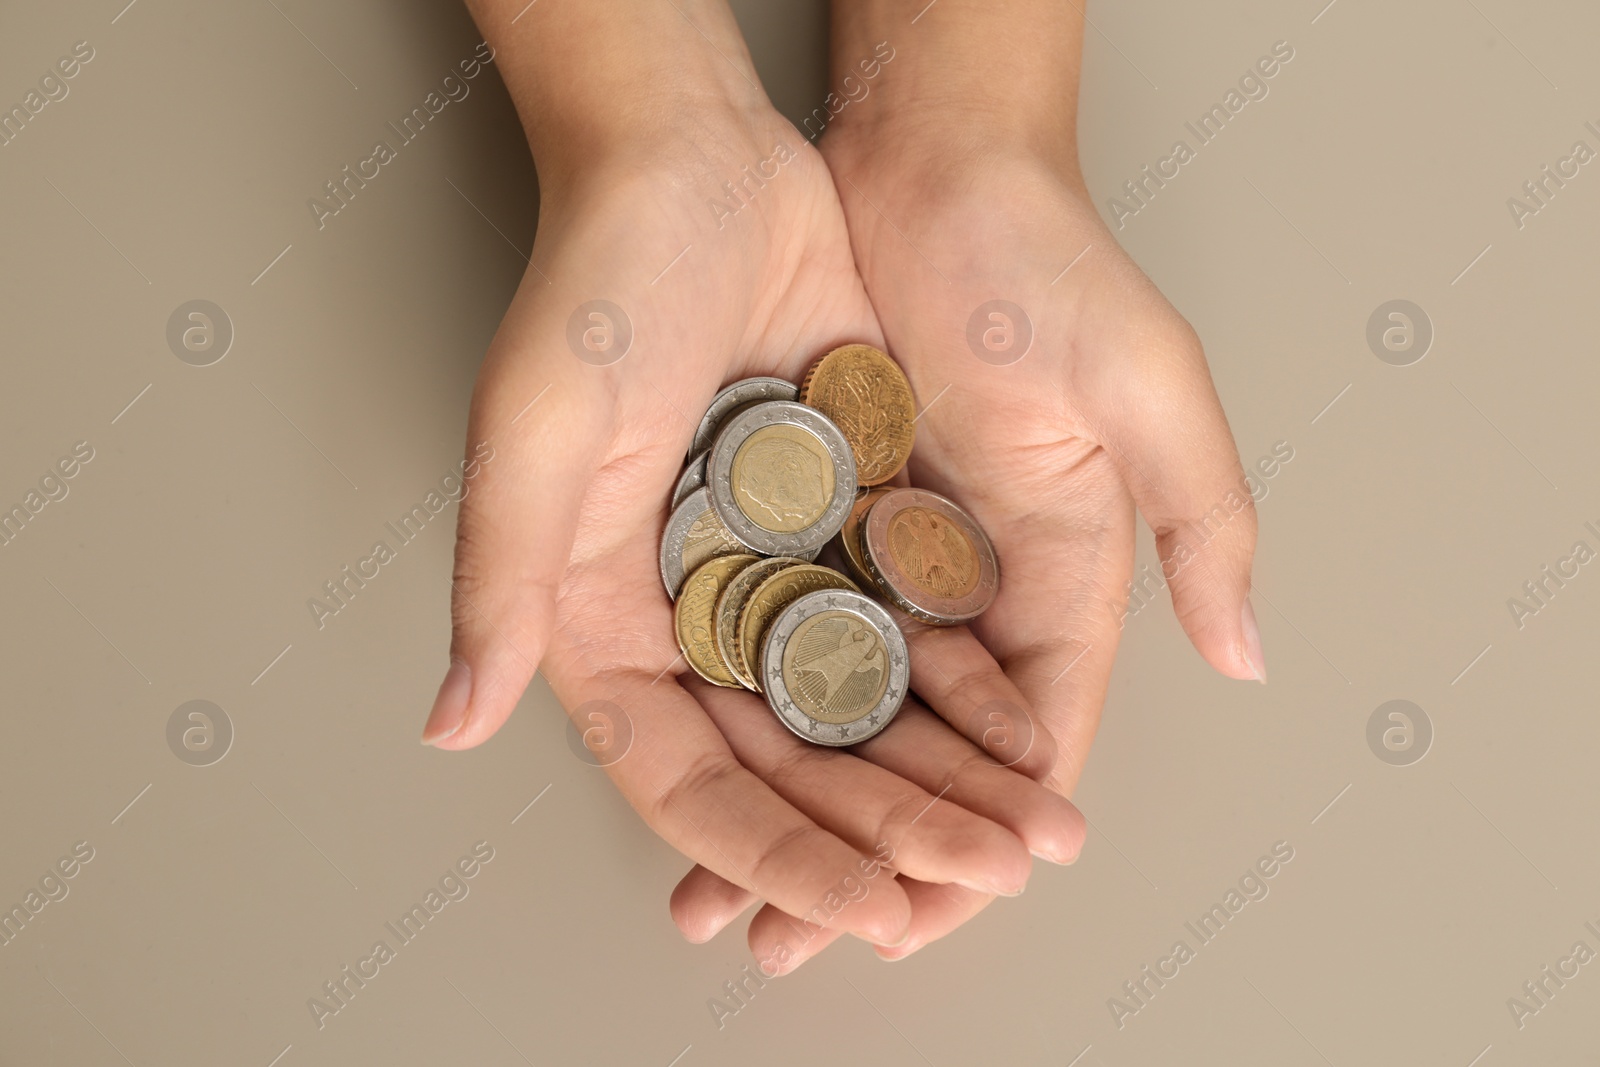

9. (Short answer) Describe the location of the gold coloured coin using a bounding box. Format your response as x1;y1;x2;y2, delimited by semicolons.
836;486;892;586
736;564;859;693
781;609;892;724
730;422;835;534
714;555;806;690
674;554;759;687
758;589;909;746
799;344;916;486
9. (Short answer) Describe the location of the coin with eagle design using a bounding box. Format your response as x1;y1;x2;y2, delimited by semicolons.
736;563;859;694
760;589;908;746
860;487;998;624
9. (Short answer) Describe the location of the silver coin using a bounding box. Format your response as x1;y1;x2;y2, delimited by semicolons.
760;589;907;746
689;377;798;459
659;486;745;600
707;400;857;557
671;452;708;510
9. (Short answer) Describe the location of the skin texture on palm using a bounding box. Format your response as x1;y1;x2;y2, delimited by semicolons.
427;0;1085;961
667;0;1265;967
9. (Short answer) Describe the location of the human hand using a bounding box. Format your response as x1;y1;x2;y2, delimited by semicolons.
428;0;1086;955
671;2;1263;966
819;138;1267;792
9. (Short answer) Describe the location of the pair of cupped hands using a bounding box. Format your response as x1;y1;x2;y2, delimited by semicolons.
417;40;1262;972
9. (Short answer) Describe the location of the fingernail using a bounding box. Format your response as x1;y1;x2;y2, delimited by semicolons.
876;943;919;962
1240;600;1267;684
422;658;473;745
874;922;913;949
1032;848;1078;867
956;878;1022;897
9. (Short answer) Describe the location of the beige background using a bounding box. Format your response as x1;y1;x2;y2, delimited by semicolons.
2;0;1597;1064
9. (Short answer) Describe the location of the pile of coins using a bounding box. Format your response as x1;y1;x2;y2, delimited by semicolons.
659;344;999;746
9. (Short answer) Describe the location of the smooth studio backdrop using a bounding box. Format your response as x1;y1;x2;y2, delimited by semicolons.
2;1;1598;1064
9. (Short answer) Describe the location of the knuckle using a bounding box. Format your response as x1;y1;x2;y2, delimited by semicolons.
945;749;1002;791
747;823;833;892
873;791;936;854
761;744;825;792
650;749;740;827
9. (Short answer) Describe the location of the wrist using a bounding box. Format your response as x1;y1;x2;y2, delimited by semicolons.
822;3;1086;194
465;0;776;195
529;87;778;202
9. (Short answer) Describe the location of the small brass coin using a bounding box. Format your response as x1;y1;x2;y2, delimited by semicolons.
799;344;916;486
675;554;760;687
736;564;859;693
714;555;807;691
836;486;892;587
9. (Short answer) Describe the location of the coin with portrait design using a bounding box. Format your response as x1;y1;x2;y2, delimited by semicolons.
708;400;856;557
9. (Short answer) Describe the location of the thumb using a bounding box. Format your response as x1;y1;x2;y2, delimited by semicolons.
1086;323;1264;683
423;363;608;749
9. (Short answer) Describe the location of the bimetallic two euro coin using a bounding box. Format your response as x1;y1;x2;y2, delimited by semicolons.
736;564;859;694
760;589;908;746
671;452;708;510
836;486;892;587
708;401;857;558
689;377;798;460
675;554;759;687
861;487;998;625
714;556;806;691
659;486;745;600
799;344;916;486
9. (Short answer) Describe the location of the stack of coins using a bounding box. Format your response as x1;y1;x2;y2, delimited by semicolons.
660;345;999;747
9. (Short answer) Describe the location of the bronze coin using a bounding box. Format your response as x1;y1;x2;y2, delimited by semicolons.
674;554;760;687
714;555;807;690
736;564;860;693
836;486;892;586
799;344;916;486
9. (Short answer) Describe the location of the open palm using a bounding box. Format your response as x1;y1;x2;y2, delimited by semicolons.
425;107;1084;958
671;138;1263;963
